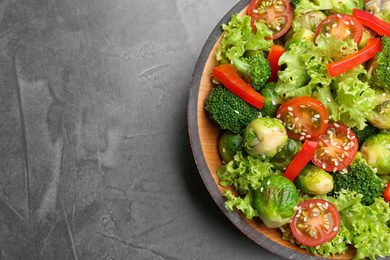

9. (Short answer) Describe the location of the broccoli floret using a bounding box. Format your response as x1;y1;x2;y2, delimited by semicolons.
374;36;390;90
330;152;385;206
232;53;271;91
351;122;380;147
204;86;261;133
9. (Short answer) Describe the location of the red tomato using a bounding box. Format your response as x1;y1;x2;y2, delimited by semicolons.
290;199;340;247
247;0;293;39
283;140;318;181
276;97;328;141
326;37;382;77
311;122;358;172
315;14;363;46
267;45;285;82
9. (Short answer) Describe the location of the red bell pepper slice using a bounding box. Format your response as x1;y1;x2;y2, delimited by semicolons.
326;37;382;77
353;9;390;36
213;64;265;109
384;181;390;203
268;45;286;82
283;140;318;181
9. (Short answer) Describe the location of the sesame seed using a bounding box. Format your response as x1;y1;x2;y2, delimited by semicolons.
322;163;326;169
326;33;331;37
300;136;305;141
324;120;329;124
276;114;281;118
272;100;276;106
337;14;341;18
332;23;337;27
334;123;339;127
260;187;263;192
314;114;320;118
234;110;239;114
300;105;305;108
306;134;311;138
327;97;331;102
351;21;354;25
383;93;386;96
296;214;300;218
346;30;351;35
338;238;343;244
333;167;337;172
288;106;293;111
301;132;306;135
267;180;270;185
327;130;333;135
333;227;339;231
222;148;225;153
295;117;299;122
288;112;294;117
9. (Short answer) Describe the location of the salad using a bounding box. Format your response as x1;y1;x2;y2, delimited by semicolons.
203;0;390;259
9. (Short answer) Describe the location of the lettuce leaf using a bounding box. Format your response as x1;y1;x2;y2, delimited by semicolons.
217;150;280;195
215;15;273;64
223;189;259;219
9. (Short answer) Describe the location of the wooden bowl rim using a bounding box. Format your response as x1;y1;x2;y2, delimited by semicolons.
187;1;387;259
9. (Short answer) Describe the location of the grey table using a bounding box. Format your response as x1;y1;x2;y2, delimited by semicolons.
0;1;283;259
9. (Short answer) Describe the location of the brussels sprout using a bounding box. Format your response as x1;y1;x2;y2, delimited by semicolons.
298;11;328;32
253;175;298;228
295;165;334;195
368;100;390;129
361;133;390;174
271;138;303;171
258;82;281;118
284;28;315;51
329;0;364;15
358;25;377;49
243;117;288;159
218;131;242;164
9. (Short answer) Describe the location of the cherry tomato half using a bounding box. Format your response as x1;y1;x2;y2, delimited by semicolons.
290;199;340;247
276;97;328;141
315;14;363;46
248;0;293;39
311;122;358;172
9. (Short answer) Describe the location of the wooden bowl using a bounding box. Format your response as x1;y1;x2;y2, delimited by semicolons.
188;1;362;259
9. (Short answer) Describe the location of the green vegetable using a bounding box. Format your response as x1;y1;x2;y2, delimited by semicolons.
372;36;390;91
215;15;273;64
361;133;390;174
253;175;298;228
271;138;302;171
218;131;242;164
258;82;281;118
284;28;315;51
328;0;364;15
351;122;380;147
298;11;327;32
290;0;333;15
204;86;261;133
330;152;385;205
368;100;390;129
217;150;280;195
232;53;271;91
223;189;259;220
243;117;288;159
295;165;334;195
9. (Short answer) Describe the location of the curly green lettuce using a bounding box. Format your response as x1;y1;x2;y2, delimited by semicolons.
215;14;273;64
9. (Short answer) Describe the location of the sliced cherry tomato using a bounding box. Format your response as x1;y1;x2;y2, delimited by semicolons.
353;9;390;36
276;97;328;141
267;45;285;82
283;140;318;181
384;180;390;203
247;0;293;39
315;14;363;46
213;64;265;109
290;199;340;247
311;122;358;172
326;37;382;77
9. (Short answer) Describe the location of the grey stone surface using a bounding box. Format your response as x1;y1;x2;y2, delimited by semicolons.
0;0;284;259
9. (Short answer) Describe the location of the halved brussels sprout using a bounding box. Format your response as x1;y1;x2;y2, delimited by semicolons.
271;138;303;171
218;131;242;164
258;82;281;118
284;28;315;51
361;133;390;174
243;117;288;159
253;175;298;228
298;11;328;32
358;26;377;49
295;165;334;195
